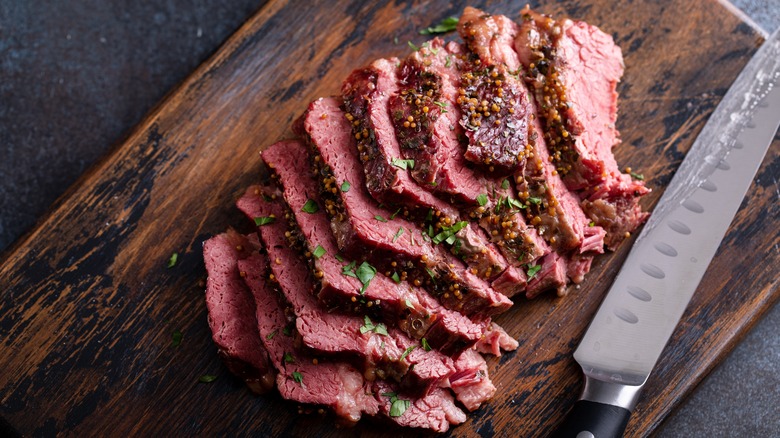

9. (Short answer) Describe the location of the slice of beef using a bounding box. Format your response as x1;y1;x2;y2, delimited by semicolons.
203;231;276;394
395;38;550;274
526;252;568;298
342;58;521;291
373;381;466;432
515;7;649;248
296;97;512;317
259;140;486;351
243;239;379;425
448;349;496;411
474;322;519;357
240;195;459;393
456;7;530;174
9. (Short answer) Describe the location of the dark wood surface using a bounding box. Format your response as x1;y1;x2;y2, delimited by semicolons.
0;0;776;436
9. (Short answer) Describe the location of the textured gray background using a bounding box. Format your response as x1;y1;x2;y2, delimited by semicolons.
0;0;778;436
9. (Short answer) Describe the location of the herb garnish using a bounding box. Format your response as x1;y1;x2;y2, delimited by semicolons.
391;272;401;283
359;315;388;336
528;196;542;205
393;227;405;242
399;345;416;361
421;338;431;351
254;216;275;226
419;16;459;35
389;207;402;220
405;299;414;309
374;214;388;222
266;329;277;340
172;329;183;347
425;267;436;280
312;245;326;259
283;352;295;363
356;261;377;294
445;55;453;68
432;221;468;245
198;375;217;383
167;252;178;268
476;193;488;206
391;157;415;170
407;41;420;51
292;371;303;384
526;264;542;279
342;260;358;278
301;199;319;213
630;172;645;181
501;179;510;190
382;392;411;417
341;181;351;192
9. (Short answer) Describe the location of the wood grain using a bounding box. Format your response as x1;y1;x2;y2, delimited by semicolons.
0;0;775;436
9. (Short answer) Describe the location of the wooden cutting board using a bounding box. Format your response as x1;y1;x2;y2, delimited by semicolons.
0;0;776;436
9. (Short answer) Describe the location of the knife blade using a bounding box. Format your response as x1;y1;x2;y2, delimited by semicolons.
554;28;780;438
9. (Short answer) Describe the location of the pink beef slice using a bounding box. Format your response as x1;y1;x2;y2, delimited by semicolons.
456;7;530;174
296;97;512;317
373;381;466;432
474;322;519;357
203;230;276;394
448;348;497;411
342;58;523;292
239;193;459;394
260;140;486;352
514;7;649;248
245;248;380;425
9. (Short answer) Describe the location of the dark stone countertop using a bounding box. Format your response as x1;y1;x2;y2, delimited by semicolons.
1;0;778;436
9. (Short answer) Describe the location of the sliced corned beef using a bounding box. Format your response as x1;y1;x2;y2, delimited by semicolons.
373;381;466;432
455;7;530;174
297;97;512;317
342;58;522;290
240;194;459;392
474;322;519;357
260;140;490;352
203;231;276;394
448;348;496;411
514;7;649;248
244;243;379;424
526;252;568;298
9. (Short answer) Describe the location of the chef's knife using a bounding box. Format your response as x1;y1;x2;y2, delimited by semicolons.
554;28;780;438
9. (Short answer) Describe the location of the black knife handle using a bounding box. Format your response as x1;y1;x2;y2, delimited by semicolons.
552;400;631;438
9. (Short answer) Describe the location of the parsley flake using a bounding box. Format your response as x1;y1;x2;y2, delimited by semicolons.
407;41;420;51
356;261;377;294
301;199;319;213
172;329;183;347
526;264;542;279
266;329;277;340
528;196;542;205
445;55;453;68
476;193;488;206
375;214;388;222
283;352;295;363
391;272;401;283
393;227;405;242
292;371;303;384
341;181;351;192
198;375;218;383
630;172;645;181
390;398;411;417
167;252;178;268
400;345;416;361
391;157;415;170
405;299;414;308
421;338;431;351
501;179;510;190
419;16;459;35
390;207;402;220
254;216;275;226
312;245;326;259
432;221;468;245
342;260;358;278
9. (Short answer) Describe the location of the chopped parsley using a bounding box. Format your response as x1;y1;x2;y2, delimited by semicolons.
405;299;414;309
382;392;411;417
425;209;434;222
526;264;542;279
445;55;452;68
312;245;326;259
399;345;416;361
476;193;488;206
341;181;351;192
374;214;388;222
172;329;182;347
356;261;377;294
292;371;303;384
393;227;405;242
528;196;542;205
254;216;275;226
342;260;358;278
282;323;293;336
283;352;295;363
433;101;448;113
266;329;277;340
501;179;510;190
167;252;178;268
588;221;596;227
421;338;431;351
391;272;401;283
419;16;459;35
359;315;388;336
432;221;468;245
198;375;218;383
389;207;402;220
630;172;645;181
301;199;319;213
335;254;344;262
425;267;436;280
391;157;415;170
407;41;420;51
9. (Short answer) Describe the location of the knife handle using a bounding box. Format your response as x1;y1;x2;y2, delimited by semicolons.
552;400;631;438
